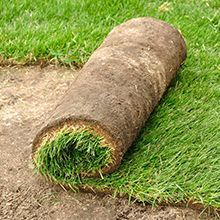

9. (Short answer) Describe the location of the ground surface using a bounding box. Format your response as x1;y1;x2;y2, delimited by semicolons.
1;0;220;211
1;0;219;64
0;66;216;220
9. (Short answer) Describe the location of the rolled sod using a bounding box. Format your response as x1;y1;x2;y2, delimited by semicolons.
32;17;186;182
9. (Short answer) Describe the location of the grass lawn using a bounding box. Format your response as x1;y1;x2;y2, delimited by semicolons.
1;0;220;209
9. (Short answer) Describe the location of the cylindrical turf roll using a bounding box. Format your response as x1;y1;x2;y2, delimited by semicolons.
32;17;187;181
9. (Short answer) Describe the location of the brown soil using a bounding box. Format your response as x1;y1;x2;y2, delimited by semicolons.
0;66;216;220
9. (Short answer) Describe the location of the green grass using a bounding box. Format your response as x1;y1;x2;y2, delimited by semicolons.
34;128;112;182
1;0;220;209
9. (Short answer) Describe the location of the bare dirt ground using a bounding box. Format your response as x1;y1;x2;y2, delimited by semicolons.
0;66;216;220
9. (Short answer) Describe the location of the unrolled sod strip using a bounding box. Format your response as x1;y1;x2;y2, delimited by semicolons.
32;17;187;182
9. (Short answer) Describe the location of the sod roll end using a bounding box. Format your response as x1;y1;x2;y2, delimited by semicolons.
32;17;187;182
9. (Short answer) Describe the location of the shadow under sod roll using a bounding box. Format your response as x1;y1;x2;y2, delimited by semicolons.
32;17;187;181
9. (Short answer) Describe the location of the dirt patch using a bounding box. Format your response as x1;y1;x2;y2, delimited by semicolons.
0;66;215;219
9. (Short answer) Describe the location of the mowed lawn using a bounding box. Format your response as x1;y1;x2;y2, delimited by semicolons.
1;0;220;209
